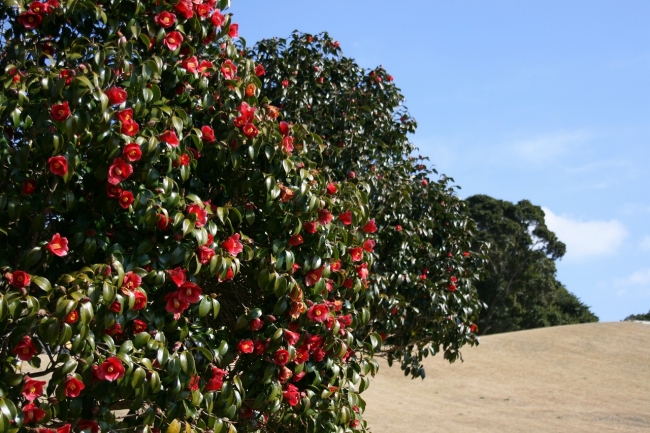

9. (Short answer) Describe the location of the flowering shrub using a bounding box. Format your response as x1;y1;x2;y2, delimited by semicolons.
0;2;383;432
253;32;487;377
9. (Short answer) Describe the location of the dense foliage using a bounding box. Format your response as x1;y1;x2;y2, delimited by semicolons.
252;32;486;377
0;5;484;433
466;195;598;335
624;310;650;321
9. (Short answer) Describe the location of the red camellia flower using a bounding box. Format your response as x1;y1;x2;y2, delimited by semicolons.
115;108;134;124
295;347;309;364
210;10;225;27
188;374;200;391
363;239;376;253
29;1;47;13
64;376;85;398
110;301;121;313
96;359;125;382
50;101;71;121
187;203;207;227
237;339;254;354
103;323;122;337
155;11;176;27
221;233;243;256
318;209;332;225
165;290;189;317
304;221;318;234
395;224;402;231
21;179;37;195
77;420;99;433
463;251;471;257
363;219;377;233
448;283;457;292
64;310;79;324
118;190;134;209
11;270;31;288
348;171;356;179
249;318;263;331
22;377;46;401
59;68;75;85
228;23;239;38
307;304;330;322
283;384;300;406
181;56;198;73
160;129;179;147
174;0;193;18
282;136;294;153
133;290;147;310
305;267;323;287
421;178;428;186
348;247;363;262
133;319;148;333
284;330;299;346
288;234;303;247
330;259;341;272
106;87;127;105
198;60;213;76
279;121;290;137
221;59;237;80
179;282;201;303
242;123;258;138
338;211;352;225
164;31;183;50
122;271;142;291
106;184;122;198
23;403;46;424
357;263;369;279
282;79;289;88
157;214;172;231
205;367;227;391
46;233;69;257
12;335;38;360
173;153;190;167
274;349;290;366
278;366;293;383
254;64;265;76
326;183;338;194
48;155;68;176
18;11;43;29
122;143;142;162
108;158;137;185
121;121;140;136
201;125;216;142
169;267;187;287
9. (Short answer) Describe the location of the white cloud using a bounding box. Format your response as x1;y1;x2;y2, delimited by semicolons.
640;236;650;251
512;131;591;163
615;269;650;287
542;207;628;261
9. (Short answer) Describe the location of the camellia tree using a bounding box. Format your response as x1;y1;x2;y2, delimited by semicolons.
0;2;484;433
252;32;487;377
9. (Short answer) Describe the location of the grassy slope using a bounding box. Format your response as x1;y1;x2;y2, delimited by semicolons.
363;322;650;432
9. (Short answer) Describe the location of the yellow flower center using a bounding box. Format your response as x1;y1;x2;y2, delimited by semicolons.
51;243;60;249
107;366;114;372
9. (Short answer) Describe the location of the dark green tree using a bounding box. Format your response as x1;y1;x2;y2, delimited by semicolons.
466;194;597;334
624;310;650;321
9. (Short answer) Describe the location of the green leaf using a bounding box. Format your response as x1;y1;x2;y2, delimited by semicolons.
32;276;52;293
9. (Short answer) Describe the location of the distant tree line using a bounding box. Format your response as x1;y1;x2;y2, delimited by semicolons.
624;311;650;321
466;195;598;335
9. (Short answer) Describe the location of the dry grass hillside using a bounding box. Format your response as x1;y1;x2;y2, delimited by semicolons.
363;321;650;433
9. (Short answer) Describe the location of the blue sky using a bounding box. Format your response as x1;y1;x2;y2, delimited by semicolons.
231;1;650;321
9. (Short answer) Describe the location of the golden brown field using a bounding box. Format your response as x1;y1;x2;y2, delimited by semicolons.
363;321;650;432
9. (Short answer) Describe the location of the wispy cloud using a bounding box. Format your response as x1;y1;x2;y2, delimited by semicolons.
542;207;628;262
512;131;592;164
640;236;650;251
615;269;650;297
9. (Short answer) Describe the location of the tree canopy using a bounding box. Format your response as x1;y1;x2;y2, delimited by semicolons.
466;194;597;335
